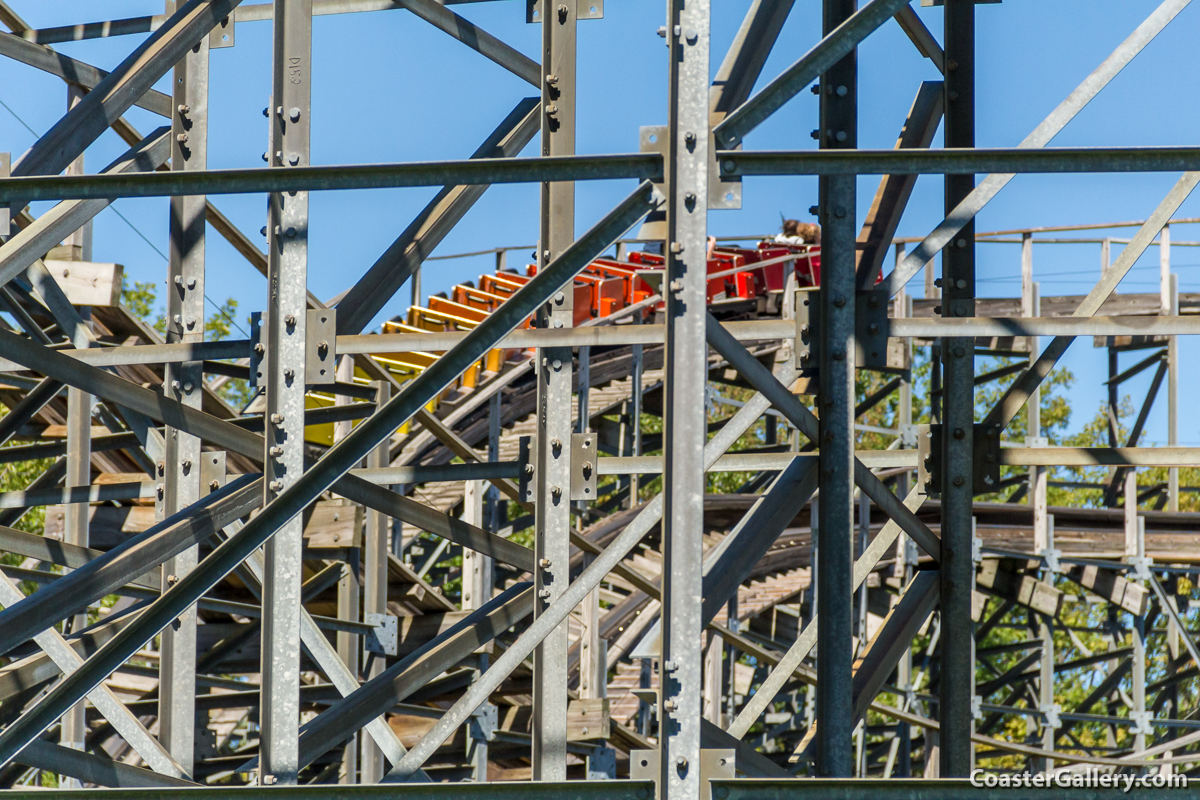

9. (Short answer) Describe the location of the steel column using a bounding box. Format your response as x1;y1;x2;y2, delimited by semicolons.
159;9;209;774
531;0;576;779
361;380;390;783
815;0;857;778
939;0;976;777
260;0;312;784
659;0;710;797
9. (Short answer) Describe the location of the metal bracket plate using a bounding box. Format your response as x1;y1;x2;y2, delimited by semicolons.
586;745;616;780
306;308;336;385
468;703;497;742
570;432;597;501
209;14;235;48
794;288;891;372
701;749;736;799
919;422;1003;497
527;0;603;22
517;435;535;503
917;423;940;499
632;748;734;799
364;612;398;656
973;422;1002;494
0;153;9;231
640;125;668;197
199;451;226;498
709;115;741;209
249;311;265;389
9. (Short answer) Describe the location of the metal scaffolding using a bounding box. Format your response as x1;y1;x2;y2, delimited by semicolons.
0;0;1198;796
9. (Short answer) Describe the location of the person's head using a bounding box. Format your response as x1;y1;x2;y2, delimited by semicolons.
781;218;802;237
798;222;821;245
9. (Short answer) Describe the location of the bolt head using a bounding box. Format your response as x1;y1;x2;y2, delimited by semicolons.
953;476;965;487
289;107;301;122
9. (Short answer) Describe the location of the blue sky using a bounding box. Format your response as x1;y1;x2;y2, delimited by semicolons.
2;0;1199;444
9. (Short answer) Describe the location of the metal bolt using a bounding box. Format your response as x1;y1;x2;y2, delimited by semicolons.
953;476;965;487
835;130;847;142
271;413;285;424
176;132;189;143
286;227;297;239
545;103;559;117
551;485;562;498
684;131;696;146
669;279;684;292
284;314;297;326
552;359;562;371
182;382;193;393
317;340;329;354
268;480;283;491
810;83;821;95
657;25;667;38
288;153;300;166
834;206;847;218
182;460;192;471
171;380;182;391
284;368;295;380
684;191;696;204
810;129;820;140
554;291;565;305
833;295;846;308
539;558;553;569
670;241;684;253
254;343;265;355
539;587;552;599
954;346;966;358
676;756;688;770
663;699;677;711
956;279;967;289
956;239;967;249
209;480;220;491
262;775;276;786
836;84;848;97
167;574;179;585
551;438;562;449
832;349;845;361
289;107;301;122
867;322;880;335
178;104;190;115
524;463;535;475
270;446;284;457
953;428;965;439
545;73;558;86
